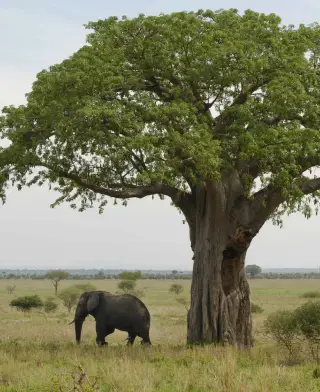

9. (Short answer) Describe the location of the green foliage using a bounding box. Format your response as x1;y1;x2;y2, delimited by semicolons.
58;287;81;313
300;291;320;298
245;265;262;277
295;301;320;362
1;9;320;222
10;295;43;312
45;271;70;280
251;302;264;313
169;283;184;295
117;280;136;293
264;310;299;357
45;270;70;294
43;297;58;313
313;367;320;379
118;271;142;281
73;283;97;292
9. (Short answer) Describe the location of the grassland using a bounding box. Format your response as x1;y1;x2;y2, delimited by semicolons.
1;278;320;391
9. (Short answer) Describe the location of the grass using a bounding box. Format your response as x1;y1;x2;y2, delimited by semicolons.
300;291;320;298
1;279;320;391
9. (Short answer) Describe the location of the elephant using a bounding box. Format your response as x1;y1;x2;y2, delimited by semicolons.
69;290;151;346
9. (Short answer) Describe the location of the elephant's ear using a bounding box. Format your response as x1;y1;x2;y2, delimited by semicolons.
87;292;100;312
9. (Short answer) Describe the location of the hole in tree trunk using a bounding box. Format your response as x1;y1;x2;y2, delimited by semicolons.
221;253;243;297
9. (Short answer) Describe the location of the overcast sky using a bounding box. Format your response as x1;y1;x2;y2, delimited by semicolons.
1;0;320;270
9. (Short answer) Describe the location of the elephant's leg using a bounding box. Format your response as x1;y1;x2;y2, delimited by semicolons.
140;331;152;345
104;326;115;344
127;333;137;346
95;323;110;346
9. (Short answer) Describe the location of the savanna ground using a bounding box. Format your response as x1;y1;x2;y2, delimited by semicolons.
1;278;320;391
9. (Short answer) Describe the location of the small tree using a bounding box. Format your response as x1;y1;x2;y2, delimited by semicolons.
245;265;262;278
45;270;70;295
170;283;184;295
264;310;299;358
43;297;58;313
10;295;43;313
295;301;320;363
118;280;136;293
118;271;142;281
58;287;81;313
6;284;16;294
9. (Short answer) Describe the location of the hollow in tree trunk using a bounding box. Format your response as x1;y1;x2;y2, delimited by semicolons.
185;181;261;348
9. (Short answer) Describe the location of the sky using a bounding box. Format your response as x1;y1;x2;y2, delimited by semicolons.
1;0;320;270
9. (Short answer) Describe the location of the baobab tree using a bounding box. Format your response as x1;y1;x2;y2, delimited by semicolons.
1;9;320;348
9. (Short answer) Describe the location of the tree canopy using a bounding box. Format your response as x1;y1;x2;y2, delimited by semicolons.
0;9;319;222
245;264;262;277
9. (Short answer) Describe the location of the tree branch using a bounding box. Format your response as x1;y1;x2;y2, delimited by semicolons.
214;76;273;135
298;177;320;195
54;167;188;201
235;185;284;232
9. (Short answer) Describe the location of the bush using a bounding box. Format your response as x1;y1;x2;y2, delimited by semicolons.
117;280;136;293
300;291;320;299
169;283;184;295
295;301;320;362
43;297;58;313
264;310;299;357
251;302;264;313
58;287;81;313
10;295;43;312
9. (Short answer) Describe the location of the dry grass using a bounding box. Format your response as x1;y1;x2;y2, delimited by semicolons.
1;278;320;391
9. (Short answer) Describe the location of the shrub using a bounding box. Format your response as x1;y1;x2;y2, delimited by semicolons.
10;295;43;312
43;297;58;313
169;283;184;295
295;300;320;362
58;287;81;313
251;302;264;313
117;280;136;293
300;291;320;299
264;310;299;357
6;284;16;294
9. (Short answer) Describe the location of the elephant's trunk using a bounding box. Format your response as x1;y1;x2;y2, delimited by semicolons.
75;319;83;344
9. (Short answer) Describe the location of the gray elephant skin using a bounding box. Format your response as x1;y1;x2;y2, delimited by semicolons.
70;290;151;346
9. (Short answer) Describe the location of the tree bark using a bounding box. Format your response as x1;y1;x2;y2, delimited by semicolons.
186;180;256;348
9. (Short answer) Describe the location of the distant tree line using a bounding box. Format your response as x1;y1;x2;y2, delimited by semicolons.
4;268;320;280
0;270;193;280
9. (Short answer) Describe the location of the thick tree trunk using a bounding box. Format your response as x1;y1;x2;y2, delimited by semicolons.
186;181;254;348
